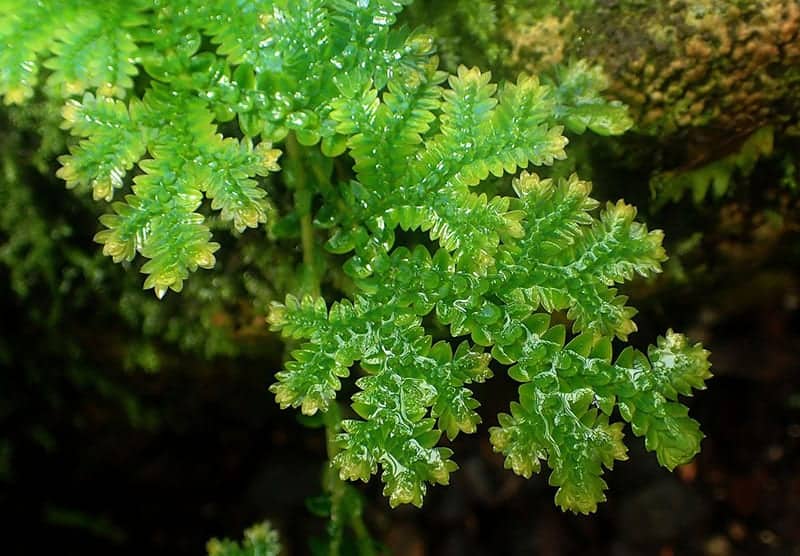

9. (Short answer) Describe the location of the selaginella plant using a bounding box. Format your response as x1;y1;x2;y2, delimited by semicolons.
1;0;711;516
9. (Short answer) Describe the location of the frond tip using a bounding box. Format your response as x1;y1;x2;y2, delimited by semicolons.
490;322;711;513
206;521;281;556
58;87;282;297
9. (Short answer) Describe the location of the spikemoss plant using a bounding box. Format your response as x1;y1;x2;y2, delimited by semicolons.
1;0;711;516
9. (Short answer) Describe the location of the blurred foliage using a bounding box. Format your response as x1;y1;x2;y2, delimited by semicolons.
650;126;777;206
207;522;282;556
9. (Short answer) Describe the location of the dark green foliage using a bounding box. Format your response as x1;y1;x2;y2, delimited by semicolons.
1;0;711;517
650;125;777;205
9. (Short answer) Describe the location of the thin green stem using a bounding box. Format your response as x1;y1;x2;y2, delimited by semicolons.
323;404;343;556
285;133;320;297
350;515;375;556
323;404;376;556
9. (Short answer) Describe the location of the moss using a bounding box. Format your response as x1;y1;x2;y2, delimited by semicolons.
509;0;800;138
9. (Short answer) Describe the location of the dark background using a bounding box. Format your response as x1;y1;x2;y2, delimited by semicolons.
2;148;800;556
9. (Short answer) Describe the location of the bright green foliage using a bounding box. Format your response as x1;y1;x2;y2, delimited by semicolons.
59;87;282;297
2;0;710;516
0;0;630;298
0;109;293;363
326;64;567;274
2;0;433;297
271;171;711;511
207;522;281;556
491;325;710;513
304;404;383;556
0;0;145;103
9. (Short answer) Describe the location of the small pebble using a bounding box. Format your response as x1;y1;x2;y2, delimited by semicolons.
759;529;778;546
727;520;747;541
705;535;731;556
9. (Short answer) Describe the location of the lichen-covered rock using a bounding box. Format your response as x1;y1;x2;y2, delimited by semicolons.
409;1;800;137
405;0;800;203
568;0;800;137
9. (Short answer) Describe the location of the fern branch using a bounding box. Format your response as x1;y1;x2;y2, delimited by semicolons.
0;0;145;104
490;319;710;512
273;165;706;509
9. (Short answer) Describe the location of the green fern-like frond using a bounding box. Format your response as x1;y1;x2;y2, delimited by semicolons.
6;0;434;296
207;522;281;556
270;290;491;507
43;3;143;99
547;60;633;136
490;321;710;513
505;173;665;339
0;0;146;104
327;65;567;274
56;94;147;201
58;85;281;297
272;163;707;510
